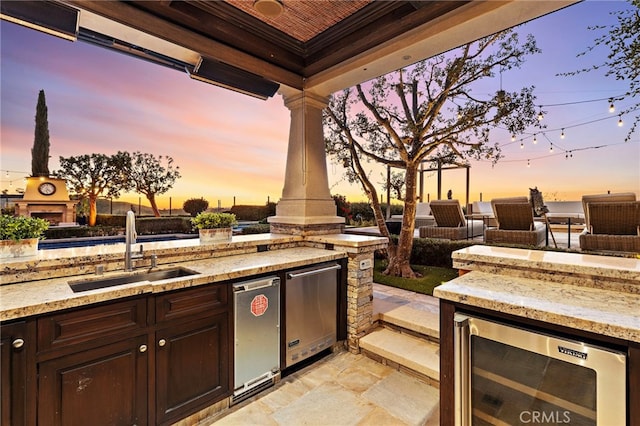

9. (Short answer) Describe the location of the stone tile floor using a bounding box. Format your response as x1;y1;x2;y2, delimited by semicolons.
209;350;439;425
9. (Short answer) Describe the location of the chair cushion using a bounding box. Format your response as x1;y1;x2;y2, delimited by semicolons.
429;200;465;227
581;192;636;230
588;201;640;235
493;203;534;230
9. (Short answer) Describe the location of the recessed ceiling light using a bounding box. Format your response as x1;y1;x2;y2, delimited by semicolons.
254;0;284;18
402;55;412;61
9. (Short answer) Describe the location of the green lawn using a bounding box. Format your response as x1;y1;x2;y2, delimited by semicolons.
373;260;458;296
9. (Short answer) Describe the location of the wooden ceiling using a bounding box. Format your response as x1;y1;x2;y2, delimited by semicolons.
67;0;469;89
6;1;577;97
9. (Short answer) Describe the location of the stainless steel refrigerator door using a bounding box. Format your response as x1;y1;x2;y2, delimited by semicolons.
454;313;626;426
285;263;340;367
233;277;280;393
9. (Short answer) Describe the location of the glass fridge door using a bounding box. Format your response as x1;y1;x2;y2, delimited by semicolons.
454;313;626;426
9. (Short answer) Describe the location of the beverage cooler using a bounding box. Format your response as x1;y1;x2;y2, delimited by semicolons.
453;313;627;425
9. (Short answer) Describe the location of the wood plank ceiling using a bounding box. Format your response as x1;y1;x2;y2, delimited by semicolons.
67;0;468;89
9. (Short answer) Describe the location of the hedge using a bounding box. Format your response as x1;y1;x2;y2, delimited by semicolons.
379;236;474;268
350;202;404;222
229;203;276;221
241;224;271;235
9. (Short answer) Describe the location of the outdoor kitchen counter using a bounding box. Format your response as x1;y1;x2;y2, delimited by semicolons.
0;246;346;321
434;245;640;343
434;270;640;343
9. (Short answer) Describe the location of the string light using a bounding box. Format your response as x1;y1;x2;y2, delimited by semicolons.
511;134;516;142
533;134;538;144
560;128;565;139
520;140;524;149
527;159;530;167
537;107;544;121
609;98;615;113
549;143;553;153
618;115;623;126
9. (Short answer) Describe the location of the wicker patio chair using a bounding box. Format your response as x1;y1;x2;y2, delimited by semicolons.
580;192;637;232
484;197;546;246
579;199;640;253
419;199;484;240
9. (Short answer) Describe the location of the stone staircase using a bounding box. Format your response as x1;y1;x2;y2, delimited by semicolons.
359;285;441;389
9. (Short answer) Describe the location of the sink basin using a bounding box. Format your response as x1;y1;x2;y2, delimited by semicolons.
69;267;200;293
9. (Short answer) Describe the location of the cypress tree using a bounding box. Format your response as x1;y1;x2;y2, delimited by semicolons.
31;89;50;177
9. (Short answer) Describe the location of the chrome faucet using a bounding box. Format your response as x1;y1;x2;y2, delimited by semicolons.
125;211;143;271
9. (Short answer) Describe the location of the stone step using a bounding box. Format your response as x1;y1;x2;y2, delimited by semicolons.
378;304;440;342
359;327;440;387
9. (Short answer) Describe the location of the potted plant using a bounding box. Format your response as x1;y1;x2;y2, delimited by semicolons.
191;212;238;243
0;215;49;258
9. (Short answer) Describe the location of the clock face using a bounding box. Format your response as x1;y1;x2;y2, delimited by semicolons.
38;182;56;196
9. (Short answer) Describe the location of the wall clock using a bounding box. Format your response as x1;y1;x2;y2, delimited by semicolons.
38;182;56;196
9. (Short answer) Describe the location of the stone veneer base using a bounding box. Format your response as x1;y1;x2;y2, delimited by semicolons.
269;222;344;236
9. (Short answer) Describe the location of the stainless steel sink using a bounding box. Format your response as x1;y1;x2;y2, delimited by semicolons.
69;267;200;293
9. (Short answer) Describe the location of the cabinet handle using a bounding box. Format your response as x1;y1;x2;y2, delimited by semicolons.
139;344;147;353
158;339;166;347
12;338;24;349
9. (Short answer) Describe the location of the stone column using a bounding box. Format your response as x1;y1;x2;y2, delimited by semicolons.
268;89;344;235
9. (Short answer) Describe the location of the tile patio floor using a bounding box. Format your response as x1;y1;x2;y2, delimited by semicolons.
208;350;440;426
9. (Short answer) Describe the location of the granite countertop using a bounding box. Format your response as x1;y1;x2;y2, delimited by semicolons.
436;245;640;343
0;246;346;321
434;270;640;343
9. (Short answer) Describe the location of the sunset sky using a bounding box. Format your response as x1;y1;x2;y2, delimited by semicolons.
1;1;638;210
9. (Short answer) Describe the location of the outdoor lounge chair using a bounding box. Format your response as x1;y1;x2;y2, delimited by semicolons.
419;199;484;240
484;196;546;246
579;192;639;252
389;202;435;228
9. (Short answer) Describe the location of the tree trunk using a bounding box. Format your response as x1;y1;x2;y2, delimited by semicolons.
147;194;160;217
384;164;419;278
88;194;98;227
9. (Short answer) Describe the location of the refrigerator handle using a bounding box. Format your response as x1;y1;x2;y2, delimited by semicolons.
286;264;341;279
454;314;471;426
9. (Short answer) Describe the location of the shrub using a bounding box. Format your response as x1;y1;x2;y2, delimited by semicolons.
192;212;238;229
0;215;49;240
136;217;194;235
183;197;209;217
379;235;473;268
229;203;276;221
45;226;119;239
333;194;351;222
96;214;127;227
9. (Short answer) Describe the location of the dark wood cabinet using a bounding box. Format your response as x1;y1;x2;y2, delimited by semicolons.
38;334;148;426
155;313;230;425
1;320;36;426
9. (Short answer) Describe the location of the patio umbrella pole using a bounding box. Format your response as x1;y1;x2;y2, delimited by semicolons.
543;213;557;248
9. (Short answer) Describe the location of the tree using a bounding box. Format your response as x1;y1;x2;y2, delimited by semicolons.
561;0;639;140
32;89;50;177
183;197;209;217
129;152;181;217
325;30;541;278
55;152;132;226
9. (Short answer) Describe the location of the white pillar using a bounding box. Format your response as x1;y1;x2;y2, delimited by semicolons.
268;90;344;235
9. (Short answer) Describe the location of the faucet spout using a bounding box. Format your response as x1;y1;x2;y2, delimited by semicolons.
125;211;138;271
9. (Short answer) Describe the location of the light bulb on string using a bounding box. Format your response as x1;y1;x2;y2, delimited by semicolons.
609;99;615;113
533;134;537;144
618;115;623;127
560;129;565;139
537;107;544;121
520;140;524;149
549;143;553;153
511;134;516;142
527;159;530;167
457;108;462;120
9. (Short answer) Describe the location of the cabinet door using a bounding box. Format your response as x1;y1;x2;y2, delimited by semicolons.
155;313;230;425
1;321;35;426
38;334;148;426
